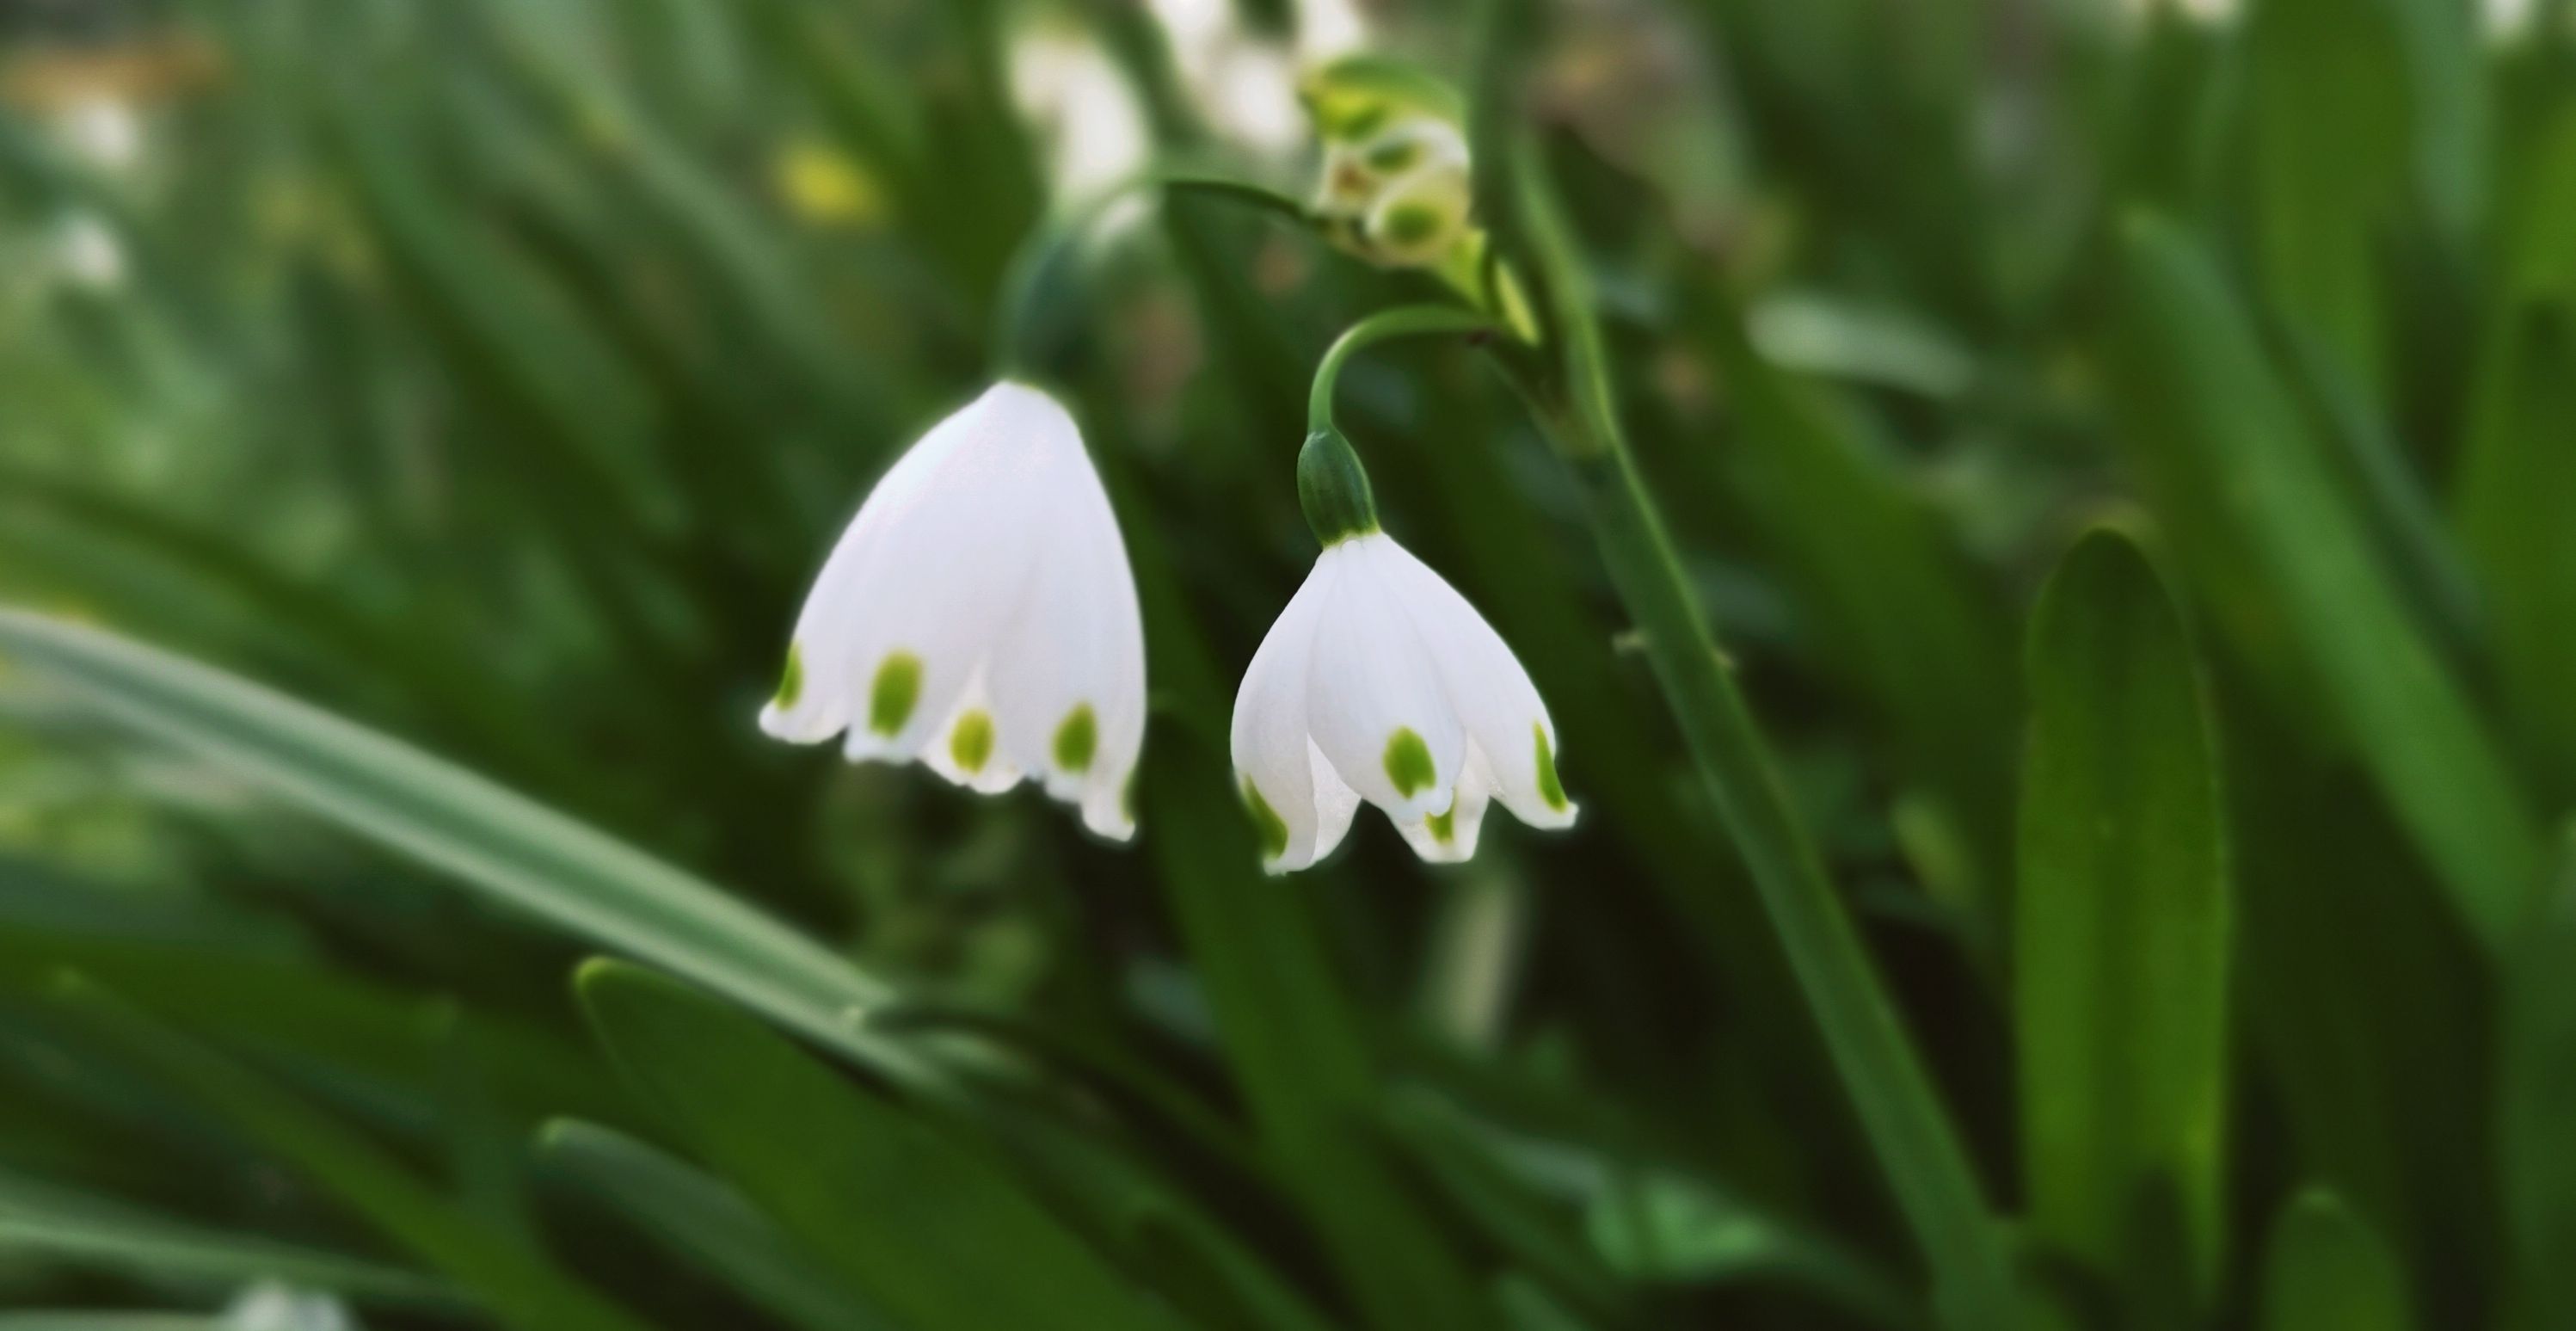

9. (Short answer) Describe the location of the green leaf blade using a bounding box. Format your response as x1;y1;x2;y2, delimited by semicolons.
2258;1190;2413;1331
0;608;938;1090
2017;527;2230;1301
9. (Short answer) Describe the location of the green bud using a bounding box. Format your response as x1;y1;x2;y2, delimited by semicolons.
1296;428;1380;546
1299;55;1465;143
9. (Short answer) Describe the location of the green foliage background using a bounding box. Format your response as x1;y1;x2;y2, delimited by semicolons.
0;0;2570;1328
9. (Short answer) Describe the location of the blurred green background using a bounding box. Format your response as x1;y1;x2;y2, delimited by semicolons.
0;0;2572;1328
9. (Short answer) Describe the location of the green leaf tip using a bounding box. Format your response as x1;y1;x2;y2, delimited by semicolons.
572;955;649;1001
869;652;922;736
1054;705;1097;773
1533;725;1567;813
1240;777;1290;861
950;709;995;773
1384;728;1436;798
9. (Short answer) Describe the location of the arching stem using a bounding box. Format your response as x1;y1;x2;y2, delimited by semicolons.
990;169;1313;379
1306;305;1497;434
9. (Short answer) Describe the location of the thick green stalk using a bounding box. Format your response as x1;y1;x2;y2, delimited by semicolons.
1488;138;2020;1328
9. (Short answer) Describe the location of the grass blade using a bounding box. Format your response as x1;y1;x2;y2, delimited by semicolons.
2258;1190;2413;1331
575;959;1185;1331
0;608;939;1091
536;1118;892;1331
2107;215;2542;951
2018;527;2229;1303
0;1168;452;1307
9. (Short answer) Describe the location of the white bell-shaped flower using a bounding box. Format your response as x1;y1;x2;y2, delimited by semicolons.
760;382;1147;839
1231;433;1574;872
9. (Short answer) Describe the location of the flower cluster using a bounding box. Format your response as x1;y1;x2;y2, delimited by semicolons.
1301;57;1477;269
761;388;1573;875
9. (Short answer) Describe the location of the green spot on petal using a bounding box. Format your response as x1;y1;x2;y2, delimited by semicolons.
1054;704;1098;773
1425;808;1455;845
1379;202;1443;249
1241;777;1289;861
772;644;803;710
1364;139;1422;173
1384;728;1436;798
1534;724;1568;812
868;652;921;736
949;709;995;773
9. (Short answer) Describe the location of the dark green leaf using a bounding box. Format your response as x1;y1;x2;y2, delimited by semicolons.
2258;1190;2413;1331
575;959;1184;1331
536;1118;892;1331
42;977;651;1331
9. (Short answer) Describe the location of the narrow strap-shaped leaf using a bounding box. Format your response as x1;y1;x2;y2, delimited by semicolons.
2258;1190;2413;1331
2457;108;2576;804
2018;527;2230;1303
0;1168;452;1306
575;959;1187;1331
2499;829;2576;1328
0;608;940;1093
42;977;652;1331
2107;216;2542;951
2244;0;2412;393
536;1119;893;1331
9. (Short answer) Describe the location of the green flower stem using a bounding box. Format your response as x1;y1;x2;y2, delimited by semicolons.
989;169;1313;379
1485;138;2021;1329
1307;305;1497;434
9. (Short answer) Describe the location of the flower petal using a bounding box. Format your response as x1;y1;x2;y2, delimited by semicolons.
1380;537;1577;830
1301;535;1464;826
1233;559;1347;872
1397;747;1493;864
821;385;1070;763
760;381;1009;743
987;425;1146;831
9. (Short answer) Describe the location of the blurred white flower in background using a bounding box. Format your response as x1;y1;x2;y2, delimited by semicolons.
56;96;143;171
2118;0;2240;22
2485;0;2535;38
222;1282;360;1331
1011;26;1152;201
52;213;126;290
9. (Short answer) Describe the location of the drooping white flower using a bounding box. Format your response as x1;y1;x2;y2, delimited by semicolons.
760;382;1147;839
1231;522;1576;874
